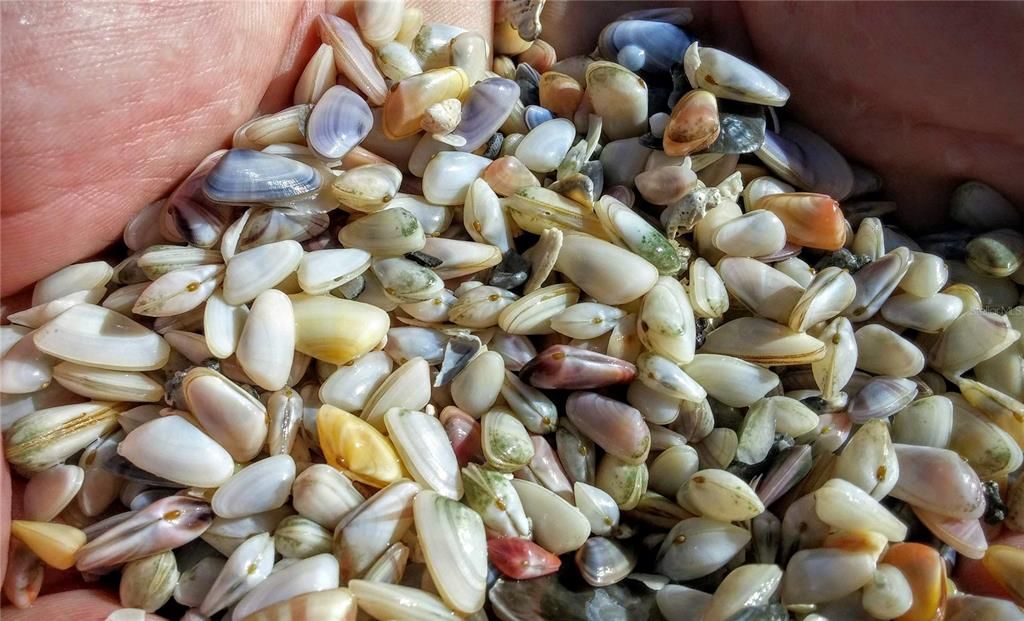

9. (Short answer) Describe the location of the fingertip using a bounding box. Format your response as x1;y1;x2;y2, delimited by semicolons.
1;589;167;621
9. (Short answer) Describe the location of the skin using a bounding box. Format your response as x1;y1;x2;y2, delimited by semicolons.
1;1;1023;616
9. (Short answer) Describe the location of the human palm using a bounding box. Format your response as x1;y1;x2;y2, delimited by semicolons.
2;1;1022;617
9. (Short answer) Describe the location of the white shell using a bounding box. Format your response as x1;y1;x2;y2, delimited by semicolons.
892;395;953;448
683;42;789;106
862;564;914;620
789;267;856;332
554;233;658;305
52;362;163;402
422;151;491;205
182;368;268;462
232;553;339;621
212;455;296;519
811;316;857;400
498;283;579;335
32;261;113;307
23;464;84;521
235;289;295;391
656;517;751;581
834;419;899;500
298;249;371;295
450;351;504;417
678;469;764;522
348;580;458;620
199;532;275;616
636;353;706;402
7;288;106;329
854;324;924;377
682;354;779;408
515;118;576;173
414;490;488;613
814;478;907;541
362;356;432;431
33;304;170;371
844;247;912;322
900;252;948;297
511;479;591;555
319;350;393;412
118;416;235;487
712;210;787;258
0;328;54;394
688;257;729;319
638;276;697;364
203;292;248;359
463;179;513;253
291;464;364;530
385;409;462;499
881;292;963;333
717;257;804;325
335;480;418;581
781;548;874;605
132;264;223;317
929;310;1020;379
703;564;783;621
223;240;304;305
573;481;620;536
648;445;699;498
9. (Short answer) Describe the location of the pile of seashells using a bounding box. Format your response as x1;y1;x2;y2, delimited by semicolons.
3;1;1024;620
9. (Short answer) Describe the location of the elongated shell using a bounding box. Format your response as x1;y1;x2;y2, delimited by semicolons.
683;42;789;106
334;480;418;581
682;354;779;408
511;479;590;555
554;233;659;305
679;469;764;522
657;517;751;581
414;490;487;613
182;367;267;462
5;401;127;474
385;408;462;499
461;463;531;539
118;416;234;488
33;305;169;372
701;317;826;366
638;276;697;364
233;553;340;621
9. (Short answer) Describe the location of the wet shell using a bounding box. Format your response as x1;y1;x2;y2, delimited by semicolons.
554;233;659;305
481;408;534;472
318;14;388;105
33;304;170;372
511;479;590;555
679;469;764;522
385;408;462;499
414;490;487;613
701;317;826;365
585;61;648;140
656;517;751;581
683;42;789;106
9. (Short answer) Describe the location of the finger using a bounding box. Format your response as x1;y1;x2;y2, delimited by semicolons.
257;0;344;113
259;0;495;114
2;589;166;621
1;443;10;585
0;1;306;296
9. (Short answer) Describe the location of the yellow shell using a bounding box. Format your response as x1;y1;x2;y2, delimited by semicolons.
317;405;404;488
290;294;389;365
382;67;469;139
10;521;86;570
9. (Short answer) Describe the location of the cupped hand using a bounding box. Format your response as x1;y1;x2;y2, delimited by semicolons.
2;0;1023;616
